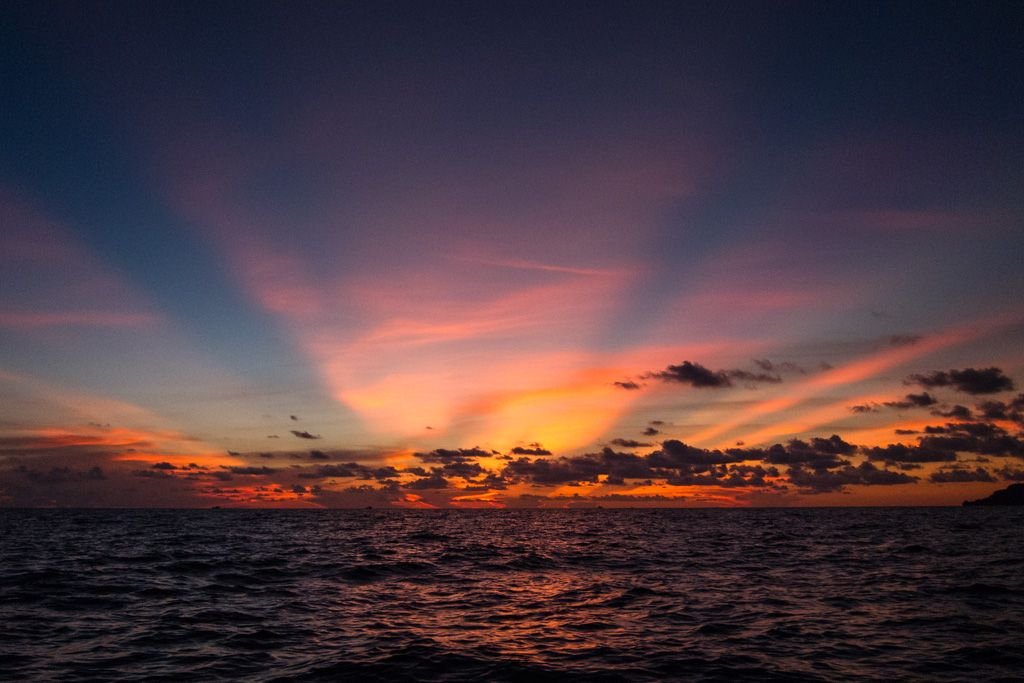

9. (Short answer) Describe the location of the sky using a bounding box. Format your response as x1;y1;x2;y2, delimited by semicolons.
2;1;1023;508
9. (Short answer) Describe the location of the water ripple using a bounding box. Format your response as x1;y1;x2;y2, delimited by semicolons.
1;508;1022;681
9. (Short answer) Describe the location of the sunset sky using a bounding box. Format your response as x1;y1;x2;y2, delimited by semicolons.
2;2;1023;507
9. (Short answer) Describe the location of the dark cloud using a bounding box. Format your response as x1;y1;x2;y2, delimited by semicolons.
994;466;1024;481
648;361;727;387
503;455;606;485
296;463;398;480
589;494;679;503
894;429;919;435
727;369;784;385
906;367;1014;395
231;447;395;463
0;434;152;458
869;422;1024;464
788;461;916;493
643;427;660;436
370;467;400;480
415;447;489;464
133;468;174;479
884;392;938;409
16;465;106;483
755;436;856;468
857;392;939;413
753;359;806;374
439;461;486;479
649;420;665;426
290;430;321;440
501;443;799;491
151;461;176;470
866;443;957;464
664;463;781;488
888;334;923;347
929;467;996;483
613;380;643;390
609;438;653;448
225;466;278;475
510;446;552;456
290;415;299;421
297;463;362;479
977;394;1024;424
916;423;1024;458
651;440;741;467
645;361;781;388
406;472;449;489
930;405;973;420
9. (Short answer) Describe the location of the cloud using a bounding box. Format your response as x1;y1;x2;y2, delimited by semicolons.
857;392;939;413
994;466;1024;481
290;430;321;439
645;361;781;388
609;438;653;448
643;427;660;436
297;463;362;479
977;394;1024;424
415;447;489;464
929;467;996;483
787;461;917;493
651;440;742;467
916;423;1024;458
613;380;643;390
883;392;938;409
225;466;278;475
930;405;973;420
133;468;174;479
865;443;957;464
15;465;106;483
888;334;923;347
906;367;1014;394
229;447;396;463
868;422;1024;464
406;472;449;489
434;461;483;479
756;436;856;468
510;446;552;456
501;440;850;491
753;359;806;374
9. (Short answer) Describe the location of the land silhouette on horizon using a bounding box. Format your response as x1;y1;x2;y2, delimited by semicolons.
963;483;1024;507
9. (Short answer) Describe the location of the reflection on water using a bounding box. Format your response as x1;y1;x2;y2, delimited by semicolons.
1;508;1022;681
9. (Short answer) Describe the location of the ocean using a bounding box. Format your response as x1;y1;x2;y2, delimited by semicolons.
1;508;1022;681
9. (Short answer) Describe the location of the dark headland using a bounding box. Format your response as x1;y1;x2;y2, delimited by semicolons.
963;483;1024;506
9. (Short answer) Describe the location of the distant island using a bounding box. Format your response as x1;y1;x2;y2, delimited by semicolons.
963;483;1024;506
